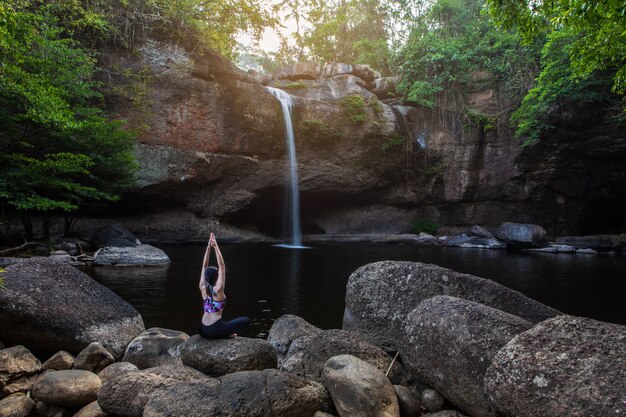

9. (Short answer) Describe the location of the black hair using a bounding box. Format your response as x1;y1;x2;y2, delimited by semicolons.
204;266;218;287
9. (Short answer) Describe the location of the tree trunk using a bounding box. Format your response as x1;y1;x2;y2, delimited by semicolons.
64;214;77;237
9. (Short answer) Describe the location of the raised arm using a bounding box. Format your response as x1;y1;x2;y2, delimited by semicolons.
198;241;211;299
211;234;226;293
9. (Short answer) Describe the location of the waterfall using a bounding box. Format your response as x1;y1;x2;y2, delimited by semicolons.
266;87;303;248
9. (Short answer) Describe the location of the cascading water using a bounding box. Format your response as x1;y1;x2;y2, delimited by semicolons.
266;87;304;248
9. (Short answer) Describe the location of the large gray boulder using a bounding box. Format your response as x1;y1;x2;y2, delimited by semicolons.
403;296;533;417
180;335;277;376
323;354;400;417
122;327;189;369
0;345;41;398
94;244;170;266
485;315;626;417
0;258;145;358
371;76;399;99
92;224;139;248
32;370;102;408
143;369;331;417
276;61;321;80
343;261;559;349
267;315;322;367
555;235;619;251
494;222;547;248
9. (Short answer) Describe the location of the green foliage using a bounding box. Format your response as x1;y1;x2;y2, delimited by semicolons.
282;80;307;89
382;133;405;151
424;161;449;177
300;119;342;140
0;268;4;289
340;95;367;124
411;217;439;235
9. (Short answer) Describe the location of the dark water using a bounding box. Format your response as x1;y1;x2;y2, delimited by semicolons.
88;243;626;337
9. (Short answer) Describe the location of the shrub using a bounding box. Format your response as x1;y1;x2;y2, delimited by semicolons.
411;218;439;235
340;95;367;124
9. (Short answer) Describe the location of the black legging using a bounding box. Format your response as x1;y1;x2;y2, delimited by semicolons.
199;317;250;338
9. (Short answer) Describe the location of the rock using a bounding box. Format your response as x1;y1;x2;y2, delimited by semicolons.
32;370;101;408
53;239;83;256
74;342;115;374
423;412;468;417
421;389;445;413
484;315;626;417
180;335;277;376
523;244;576;253
416;232;439;245
314;412;337;417
323;354;400;417
74;401;107;417
32;400;74;417
555;235;618;251
0;341;4;349
0;345;41;397
576;248;599;255
143;369;331;417
446;235;506;249
93;244;170;266
371;77;399;99
394;385;423;417
321;63;381;83
343;261;559;350
97;362;138;385
0;394;35;417
49;251;72;263
122;327;189;369
42;351;75;371
281;329;406;384
0;258;145;359
494;222;547;248
469;225;496;239
321;63;355;78
267;315;322;367
352;64;381;83
92;224;139;248
98;364;211;417
403;296;533;417
276;61;320;80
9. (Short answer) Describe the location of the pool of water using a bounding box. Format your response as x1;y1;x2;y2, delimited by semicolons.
88;243;626;338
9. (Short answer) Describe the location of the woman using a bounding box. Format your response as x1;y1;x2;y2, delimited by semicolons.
199;233;250;338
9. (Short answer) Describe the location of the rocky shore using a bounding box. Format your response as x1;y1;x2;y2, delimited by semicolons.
1;255;624;417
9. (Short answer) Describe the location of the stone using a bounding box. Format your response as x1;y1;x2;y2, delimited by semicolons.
0;394;35;417
180;335;277;376
423;412;468;417
314;413;337;417
93;244;170;266
446;235;506;249
267;315;322;367
122;327;189;369
468;225;496;239
97;362;138;385
555;235;618;251
343;261;559;350
394;385;423;417
49;251;72;263
74;401;107;417
74;342;115;374
0;258;144;359
323;354;400;417
32;401;74;417
32;370;101;408
494;222;547;248
371;77;400;99
281;329;406;384
98;364;211;417
523;244;576;253
421;389;445;413
0;345;41;397
92;224;139;248
42;351;75;371
485;315;626;417
276;61;321;80
143;369;331;417
416;233;439;245
403;296;532;417
577;248;599;255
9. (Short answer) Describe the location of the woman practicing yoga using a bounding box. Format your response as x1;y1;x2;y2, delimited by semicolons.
199;233;250;338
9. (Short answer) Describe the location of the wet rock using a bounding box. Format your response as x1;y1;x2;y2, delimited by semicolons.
469;225;496;240
523;244;576;253
32;370;101;408
143;369;331;417
97;362;138;385
576;248;599;255
267;315;322;367
74;342;115;374
323;354;400;417
343;261;559;349
93;244;170;266
122;327;189;369
49;251;72;263
494;222;547;248
74;401;107;417
42;351;75;371
276;61;320;80
0;258;145;359
92;225;139;248
485;315;626;417
98;364;211;417
394;385;423;417
0;345;41;397
403;296;532;417
372;77;400;99
446;235;506;249
0;394;35;417
555;235;619;251
180;335;277;376
421;389;445;413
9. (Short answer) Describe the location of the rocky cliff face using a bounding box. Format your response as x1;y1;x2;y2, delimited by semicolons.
83;39;626;242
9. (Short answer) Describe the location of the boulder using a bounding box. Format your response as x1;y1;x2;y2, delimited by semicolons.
314;413;337;417
321;63;381;83
92;224;139;248
74;342;115;374
49;251;72;263
0;258;145;359
485;315;626;417
493;222;547;248
143;369;331;417
403;296;533;417
323;354;400;417
555;235;619;251
42;351;75;371
32;400;73;417
276;61;320;80
446;235;506;249
0;394;35;417
74;401;107;417
468;225;496;240
281;329;406;384
122;327;189;369
523;244;576;253
97;362;138;385
394;385;423;417
421;389;445;413
267;315;322;367
180;335;277;376
352;64;381;83
0;345;41;397
32;370;101;408
371;77;399;99
343;261;559;349
423;412;468;417
98;364;211;417
93;244;170;266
